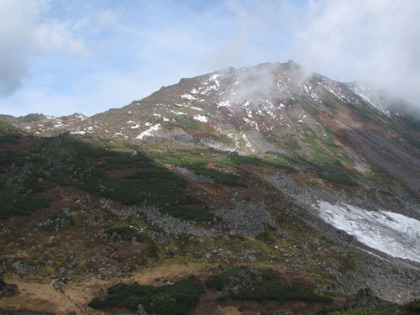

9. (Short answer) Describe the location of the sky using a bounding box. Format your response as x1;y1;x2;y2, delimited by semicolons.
0;0;420;117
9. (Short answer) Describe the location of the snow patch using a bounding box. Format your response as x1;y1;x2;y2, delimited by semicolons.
181;94;196;101
350;85;390;115
242;134;252;148
210;73;221;81
216;127;254;151
199;73;221;95
217;101;231;108
70;131;86;135
75;114;86;120
246;108;253;118
315;201;420;263
266;110;276;119
169;110;186;115
135;124;161;140
193;115;208;123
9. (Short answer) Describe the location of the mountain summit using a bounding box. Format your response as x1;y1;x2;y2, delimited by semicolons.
1;62;420;314
70;61;420;194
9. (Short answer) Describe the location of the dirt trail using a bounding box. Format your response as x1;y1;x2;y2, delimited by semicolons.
0;264;208;314
0;278;105;315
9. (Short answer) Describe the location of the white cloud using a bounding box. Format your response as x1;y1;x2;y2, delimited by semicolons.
34;20;86;54
0;0;33;96
0;0;86;96
292;0;420;106
216;0;420;107
1;0;420;117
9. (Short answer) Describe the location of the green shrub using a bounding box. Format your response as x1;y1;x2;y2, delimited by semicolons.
50;139;215;222
404;299;420;311
0;120;15;130
89;276;205;314
0;275;5;290
0;132;21;144
0;136;214;223
0;275;17;297
164;205;214;222
315;165;358;186
262;156;298;173
285;139;301;151
20;114;43;122
205;266;243;291
221;153;262;169
174;116;199;130
41;215;75;232
190;166;247;187
206;266;331;303
0;187;49;220
152;148;209;168
326;308;374;315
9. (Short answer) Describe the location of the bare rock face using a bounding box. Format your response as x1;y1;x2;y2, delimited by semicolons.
344;288;387;310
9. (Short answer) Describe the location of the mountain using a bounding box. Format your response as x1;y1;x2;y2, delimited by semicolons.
0;61;419;314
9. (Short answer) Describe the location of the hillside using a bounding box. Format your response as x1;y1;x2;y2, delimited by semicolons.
0;61;419;315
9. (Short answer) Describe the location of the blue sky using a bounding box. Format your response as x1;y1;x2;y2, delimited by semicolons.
1;0;420;117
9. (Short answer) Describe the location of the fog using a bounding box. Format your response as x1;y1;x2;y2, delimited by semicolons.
219;0;420;109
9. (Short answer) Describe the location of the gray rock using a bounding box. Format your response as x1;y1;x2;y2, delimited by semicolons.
325;282;346;295
215;201;274;235
344;288;385;310
136;304;148;315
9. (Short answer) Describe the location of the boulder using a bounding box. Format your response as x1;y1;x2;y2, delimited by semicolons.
136;304;148;315
344;288;385;310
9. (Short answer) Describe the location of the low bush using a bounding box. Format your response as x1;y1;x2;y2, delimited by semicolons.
206;266;331;303
174;116;199;130
89;276;205;314
262;156;298;173
41;215;75;232
190;166;247;187
404;299;420;312
0;132;21;144
315;165;358;186
0;187;49;220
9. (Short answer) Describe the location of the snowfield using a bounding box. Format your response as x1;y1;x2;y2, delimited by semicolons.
315;201;420;263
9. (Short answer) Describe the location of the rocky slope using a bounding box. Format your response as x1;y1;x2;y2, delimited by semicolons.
0;61;419;314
